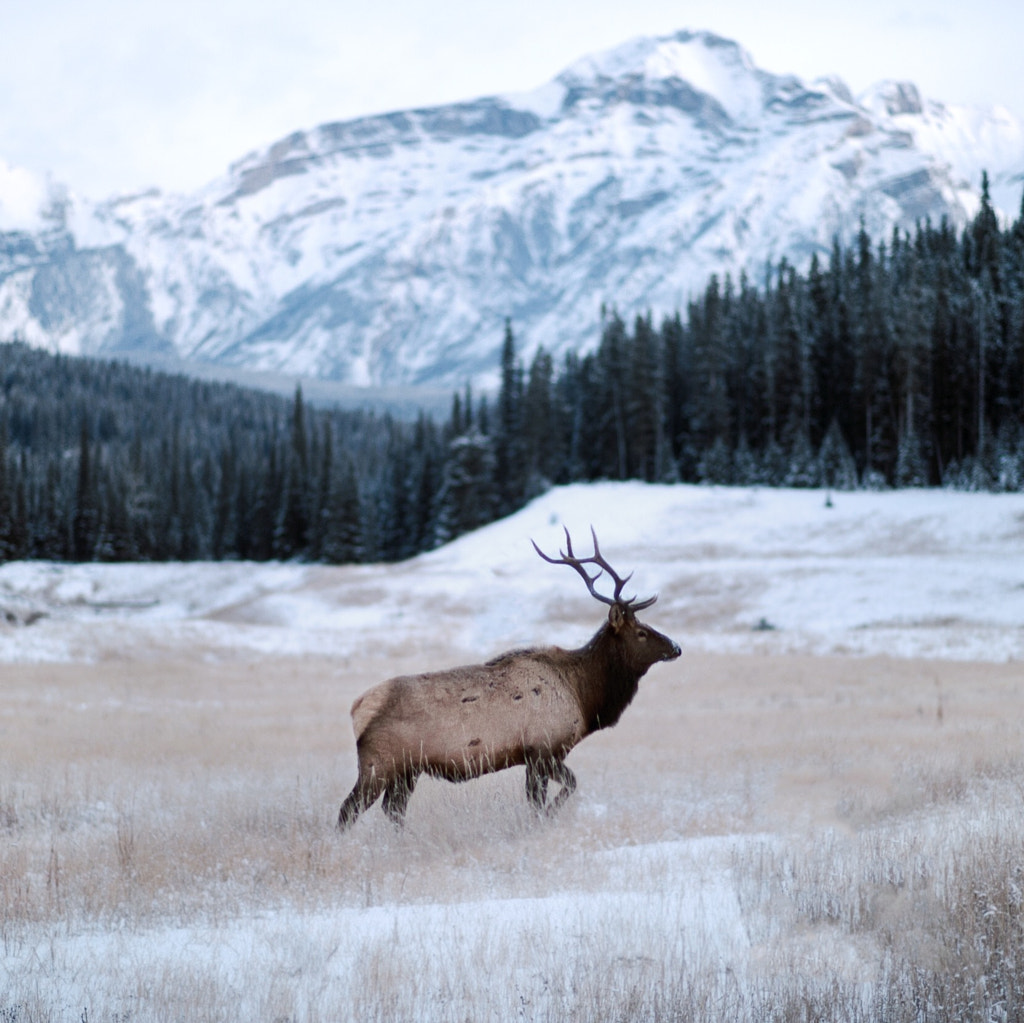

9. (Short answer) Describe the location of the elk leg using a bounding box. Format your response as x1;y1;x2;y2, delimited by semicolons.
525;759;549;811
337;771;386;831
382;773;416;825
544;760;577;814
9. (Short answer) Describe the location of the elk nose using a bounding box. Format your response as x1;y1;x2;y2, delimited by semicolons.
666;642;681;661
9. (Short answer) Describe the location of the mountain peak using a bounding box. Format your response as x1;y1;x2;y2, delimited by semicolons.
860;80;926;118
554;29;767;125
2;28;1021;389
560;30;752;83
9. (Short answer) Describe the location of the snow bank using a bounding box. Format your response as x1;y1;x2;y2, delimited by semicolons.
4;834;749;1022
1;484;1022;663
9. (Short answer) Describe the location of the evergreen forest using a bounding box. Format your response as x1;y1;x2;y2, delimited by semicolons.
1;174;1023;565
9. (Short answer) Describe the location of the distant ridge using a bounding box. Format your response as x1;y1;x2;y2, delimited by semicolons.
1;29;1022;389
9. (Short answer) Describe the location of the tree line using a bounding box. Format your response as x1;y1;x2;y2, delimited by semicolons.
0;348;426;564
487;172;1024;499
1;173;1023;564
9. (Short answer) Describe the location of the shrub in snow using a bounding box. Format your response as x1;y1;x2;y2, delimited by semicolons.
861;467;889;491
894;431;928;488
783;432;821;489
697;438;733;485
818;421;858;491
755;440;789;487
993;422;1024;492
731;437;760;487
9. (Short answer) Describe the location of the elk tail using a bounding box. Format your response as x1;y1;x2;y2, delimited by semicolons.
351;686;392;740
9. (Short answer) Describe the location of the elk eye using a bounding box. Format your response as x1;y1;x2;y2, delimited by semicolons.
637;629;648;641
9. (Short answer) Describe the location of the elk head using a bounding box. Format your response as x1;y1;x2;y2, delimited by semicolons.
532;526;680;674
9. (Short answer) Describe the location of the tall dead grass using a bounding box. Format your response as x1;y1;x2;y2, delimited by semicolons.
3;650;1024;1021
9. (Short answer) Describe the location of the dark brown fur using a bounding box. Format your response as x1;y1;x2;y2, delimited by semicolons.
337;535;680;828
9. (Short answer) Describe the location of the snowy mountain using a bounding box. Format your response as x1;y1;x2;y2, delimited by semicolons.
1;30;1022;389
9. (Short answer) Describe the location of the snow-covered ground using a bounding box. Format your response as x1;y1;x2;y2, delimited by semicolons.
4;484;1024;1021
5;834;754;1020
2;483;1023;664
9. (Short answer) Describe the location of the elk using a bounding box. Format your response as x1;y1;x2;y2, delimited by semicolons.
337;528;680;829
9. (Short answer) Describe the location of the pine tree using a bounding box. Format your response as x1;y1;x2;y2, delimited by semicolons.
729;272;768;463
732;435;759;486
1006;187;1024;428
379;427;416;561
212;442;237;560
696;437;732;485
72;419;99;561
0;422;16;562
308;420;333;562
433;430;497;545
894;430;928;487
660;311;690;469
177;446;200;560
626;313;666;481
251;438;281;561
770;261;814;448
95;467;136;561
818;420;858;490
493;319;527;514
993;420;1024;491
10;476;29;560
277;386;311;558
970;171;1002;286
690;275;732;453
321;455;363;564
447;391;464;440
852;222;885;476
407;413;441;552
929;226;965;476
891;231;932;482
234;464;255;560
782;416;821;488
523;346;556;492
595;311;631;478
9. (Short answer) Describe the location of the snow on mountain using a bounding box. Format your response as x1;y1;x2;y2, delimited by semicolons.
0;158;53;233
859;79;1024;213
1;30;1022;388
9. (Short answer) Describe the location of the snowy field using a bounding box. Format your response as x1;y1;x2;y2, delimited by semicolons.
3;484;1024;1021
2;482;1024;665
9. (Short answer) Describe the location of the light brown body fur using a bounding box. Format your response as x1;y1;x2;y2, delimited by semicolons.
352;649;585;779
338;602;680;828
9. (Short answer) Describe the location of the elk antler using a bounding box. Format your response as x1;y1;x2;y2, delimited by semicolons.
532;526;657;610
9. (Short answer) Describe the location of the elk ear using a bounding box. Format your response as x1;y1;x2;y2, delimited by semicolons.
608;604;627;632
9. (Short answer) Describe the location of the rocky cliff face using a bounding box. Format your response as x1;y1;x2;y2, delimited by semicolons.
1;30;1022;388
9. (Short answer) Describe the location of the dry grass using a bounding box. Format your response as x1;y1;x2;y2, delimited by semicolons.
3;647;1024;1020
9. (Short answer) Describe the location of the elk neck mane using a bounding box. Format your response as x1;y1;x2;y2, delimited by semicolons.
573;620;644;732
488;620;644;735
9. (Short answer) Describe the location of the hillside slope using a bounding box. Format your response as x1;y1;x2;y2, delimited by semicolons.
2;483;1023;664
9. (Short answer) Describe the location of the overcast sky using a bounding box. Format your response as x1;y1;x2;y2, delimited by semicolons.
1;0;1020;200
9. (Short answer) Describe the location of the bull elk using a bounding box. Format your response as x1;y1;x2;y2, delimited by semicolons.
337;528;680;829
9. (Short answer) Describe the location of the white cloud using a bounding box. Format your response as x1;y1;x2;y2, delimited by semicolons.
0;158;51;231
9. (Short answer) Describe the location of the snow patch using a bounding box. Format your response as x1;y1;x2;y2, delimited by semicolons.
1;484;1022;665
